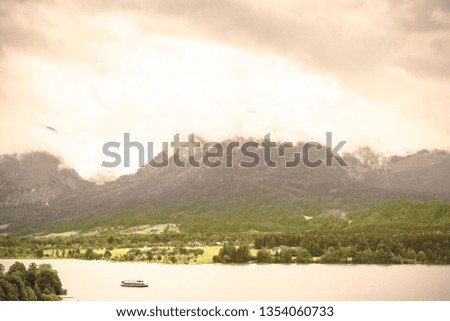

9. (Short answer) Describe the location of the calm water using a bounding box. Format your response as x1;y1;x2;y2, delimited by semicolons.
1;259;449;300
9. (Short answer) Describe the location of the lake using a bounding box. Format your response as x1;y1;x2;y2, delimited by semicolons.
1;259;449;300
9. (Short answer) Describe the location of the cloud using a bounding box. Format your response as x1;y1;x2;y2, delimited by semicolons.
0;0;449;179
81;0;450;134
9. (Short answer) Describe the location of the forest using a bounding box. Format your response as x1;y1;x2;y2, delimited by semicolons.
0;199;449;265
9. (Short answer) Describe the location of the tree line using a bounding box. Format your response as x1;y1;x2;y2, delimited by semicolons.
0;227;448;264
209;229;448;264
252;230;449;264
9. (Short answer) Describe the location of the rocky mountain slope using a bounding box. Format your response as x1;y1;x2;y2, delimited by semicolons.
0;144;449;233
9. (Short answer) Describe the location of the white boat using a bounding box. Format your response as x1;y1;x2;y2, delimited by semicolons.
121;280;149;287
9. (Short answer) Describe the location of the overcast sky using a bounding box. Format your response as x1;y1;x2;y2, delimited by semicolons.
1;0;449;180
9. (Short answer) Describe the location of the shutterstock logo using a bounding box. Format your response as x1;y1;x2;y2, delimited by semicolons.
101;133;347;168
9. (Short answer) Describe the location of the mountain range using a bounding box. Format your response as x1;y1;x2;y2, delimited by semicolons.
1;142;450;234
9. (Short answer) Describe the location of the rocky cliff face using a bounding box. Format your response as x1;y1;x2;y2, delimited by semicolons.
0;152;91;207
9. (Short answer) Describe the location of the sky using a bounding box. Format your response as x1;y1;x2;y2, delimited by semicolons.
1;0;449;181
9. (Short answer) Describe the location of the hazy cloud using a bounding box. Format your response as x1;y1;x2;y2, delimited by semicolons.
0;0;449;179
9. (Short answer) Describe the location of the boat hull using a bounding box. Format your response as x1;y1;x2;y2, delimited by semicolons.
121;284;148;288
121;280;149;287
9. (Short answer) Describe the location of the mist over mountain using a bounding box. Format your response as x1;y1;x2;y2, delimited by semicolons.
0;143;449;234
